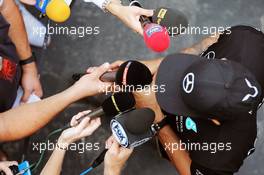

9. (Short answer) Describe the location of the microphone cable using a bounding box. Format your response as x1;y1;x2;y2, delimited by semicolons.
80;149;108;175
30;128;64;173
28;120;103;173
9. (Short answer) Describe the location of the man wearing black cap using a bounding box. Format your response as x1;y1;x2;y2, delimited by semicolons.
110;25;264;175
154;53;262;175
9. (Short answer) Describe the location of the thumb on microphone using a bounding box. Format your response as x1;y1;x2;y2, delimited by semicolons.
93;62;113;93
136;7;154;17
134;7;154;35
93;62;111;77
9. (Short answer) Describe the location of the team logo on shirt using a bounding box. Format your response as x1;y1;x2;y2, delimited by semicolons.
242;78;259;102
0;58;17;82
185;117;197;133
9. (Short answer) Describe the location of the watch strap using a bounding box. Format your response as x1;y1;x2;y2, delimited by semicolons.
20;52;36;66
151;115;169;134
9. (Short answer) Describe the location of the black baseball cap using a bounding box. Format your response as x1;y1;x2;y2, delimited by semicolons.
156;53;262;119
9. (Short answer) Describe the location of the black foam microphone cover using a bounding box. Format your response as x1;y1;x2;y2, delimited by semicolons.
124;108;155;135
110;108;155;148
61;92;135;130
152;7;188;36
115;60;152;86
102;92;136;116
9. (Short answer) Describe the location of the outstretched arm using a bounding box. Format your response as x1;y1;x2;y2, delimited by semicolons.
87;0;153;35
0;63;111;141
133;74;192;175
158;124;192;175
41;111;101;175
106;2;153;35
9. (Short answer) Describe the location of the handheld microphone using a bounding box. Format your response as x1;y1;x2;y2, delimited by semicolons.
129;0;170;52
152;7;188;36
35;0;72;22
72;60;152;86
81;108;155;174
111;108;155;148
61;92;135;130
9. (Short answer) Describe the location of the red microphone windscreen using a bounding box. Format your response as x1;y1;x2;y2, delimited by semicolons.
143;23;170;52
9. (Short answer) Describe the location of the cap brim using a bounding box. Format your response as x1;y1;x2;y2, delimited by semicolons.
156;53;203;117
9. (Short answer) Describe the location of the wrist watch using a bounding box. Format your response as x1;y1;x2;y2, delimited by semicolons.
102;0;112;12
151;115;169;135
19;52;36;66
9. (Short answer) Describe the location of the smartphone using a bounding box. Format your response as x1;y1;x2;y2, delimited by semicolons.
18;161;31;175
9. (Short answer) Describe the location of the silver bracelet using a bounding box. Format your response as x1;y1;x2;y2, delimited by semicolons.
102;0;111;12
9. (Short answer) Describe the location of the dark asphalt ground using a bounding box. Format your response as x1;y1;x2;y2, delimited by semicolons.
3;0;264;174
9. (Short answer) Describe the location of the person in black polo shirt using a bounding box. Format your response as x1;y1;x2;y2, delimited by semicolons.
109;25;264;175
154;53;262;175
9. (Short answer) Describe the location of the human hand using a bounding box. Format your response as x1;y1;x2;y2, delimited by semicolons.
104;136;133;175
58;110;101;145
71;62;113;99
21;62;43;103
107;4;153;35
0;161;18;175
